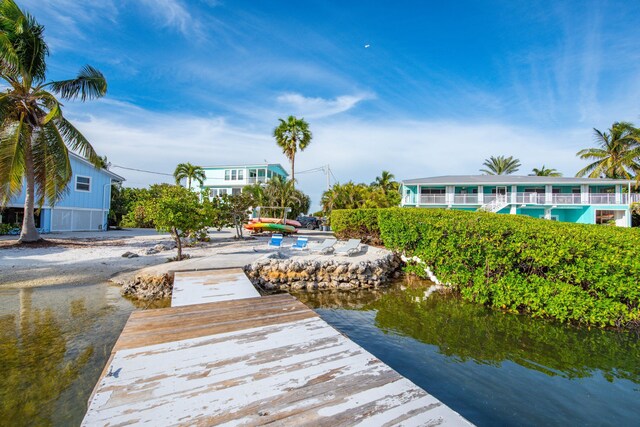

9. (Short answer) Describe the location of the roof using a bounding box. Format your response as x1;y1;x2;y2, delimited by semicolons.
402;175;635;186
69;152;126;181
201;163;288;176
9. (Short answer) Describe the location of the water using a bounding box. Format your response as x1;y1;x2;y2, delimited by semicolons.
0;283;137;426
1;278;638;426
293;277;640;427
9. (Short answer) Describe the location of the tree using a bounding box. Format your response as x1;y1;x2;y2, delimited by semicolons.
0;0;107;242
371;170;399;194
213;193;254;239
575;122;640;179
480;156;521;175
173;162;206;189
530;166;562;177
273;115;312;183
142;185;212;260
243;175;310;219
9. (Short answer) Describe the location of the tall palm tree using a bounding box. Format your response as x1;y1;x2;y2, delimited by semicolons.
575;122;640;179
371;170;398;194
173;162;206;189
480;155;521;175
530;166;562;177
0;0;107;242
273;115;312;184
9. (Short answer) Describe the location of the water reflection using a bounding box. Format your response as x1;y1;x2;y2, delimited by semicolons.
295;275;640;384
0;284;135;426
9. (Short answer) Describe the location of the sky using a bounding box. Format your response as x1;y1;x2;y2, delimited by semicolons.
18;0;640;211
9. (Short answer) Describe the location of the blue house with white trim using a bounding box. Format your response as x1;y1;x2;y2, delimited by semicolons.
0;153;125;232
401;175;639;227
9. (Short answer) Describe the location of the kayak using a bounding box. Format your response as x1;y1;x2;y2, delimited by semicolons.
250;217;302;228
244;222;297;234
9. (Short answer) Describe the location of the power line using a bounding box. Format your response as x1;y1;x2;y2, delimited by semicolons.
111;164;173;177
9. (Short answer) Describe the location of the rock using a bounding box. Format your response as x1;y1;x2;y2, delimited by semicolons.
121;251;139;258
145;248;160;255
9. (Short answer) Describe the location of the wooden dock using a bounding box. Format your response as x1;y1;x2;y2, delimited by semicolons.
171;268;260;307
83;270;472;426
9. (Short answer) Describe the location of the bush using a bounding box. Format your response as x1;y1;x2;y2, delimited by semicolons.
338;207;640;328
0;223;19;235
331;209;382;245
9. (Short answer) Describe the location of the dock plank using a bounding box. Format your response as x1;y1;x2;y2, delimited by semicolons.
83;293;472;426
171;268;260;307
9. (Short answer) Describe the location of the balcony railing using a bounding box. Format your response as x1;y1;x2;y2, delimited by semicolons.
404;191;640;206
247;177;267;184
420;194;447;204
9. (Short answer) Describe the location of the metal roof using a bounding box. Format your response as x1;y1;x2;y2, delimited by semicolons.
402;175;634;186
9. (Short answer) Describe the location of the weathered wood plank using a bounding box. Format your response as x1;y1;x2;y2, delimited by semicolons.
171;268;260;307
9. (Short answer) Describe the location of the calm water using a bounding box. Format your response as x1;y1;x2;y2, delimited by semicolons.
1;279;638;426
293;278;640;427
0;283;137;426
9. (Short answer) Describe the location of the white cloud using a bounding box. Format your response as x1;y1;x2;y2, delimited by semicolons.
276;93;374;119
136;0;201;37
63;100;596;212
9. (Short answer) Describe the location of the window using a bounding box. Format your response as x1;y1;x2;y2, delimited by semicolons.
231;170;237;180
267;170;272;178
75;176;91;192
232;188;241;195
219;189;228;195
225;170;230;181
238;170;244;180
420;188;445;194
596;210;615;225
209;188;218;198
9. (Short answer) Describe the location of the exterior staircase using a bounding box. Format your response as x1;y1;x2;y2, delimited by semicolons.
478;195;509;213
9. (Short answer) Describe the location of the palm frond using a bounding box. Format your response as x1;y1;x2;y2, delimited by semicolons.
47;65;107;101
54;117;100;165
0;117;26;204
31;121;71;206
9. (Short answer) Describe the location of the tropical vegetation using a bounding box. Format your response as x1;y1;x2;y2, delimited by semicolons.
321;171;401;215
243;175;310;219
273;115;312;183
530;166;562;176
480;155;521;175
575;122;640;179
173;162;206;189
332;207;640;329
0;0;107;242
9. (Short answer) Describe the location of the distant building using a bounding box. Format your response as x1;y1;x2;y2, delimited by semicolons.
400;175;640;227
1;153;125;232
193;163;289;197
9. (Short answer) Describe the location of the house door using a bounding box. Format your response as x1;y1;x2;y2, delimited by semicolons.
496;186;507;195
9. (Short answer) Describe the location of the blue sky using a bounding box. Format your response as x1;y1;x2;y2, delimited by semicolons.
19;0;640;210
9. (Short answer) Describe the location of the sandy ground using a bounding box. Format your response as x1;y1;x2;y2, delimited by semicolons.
0;228;337;289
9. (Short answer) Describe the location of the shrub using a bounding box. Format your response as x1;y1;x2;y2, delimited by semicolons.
0;223;19;235
331;209;382;245
339;207;640;328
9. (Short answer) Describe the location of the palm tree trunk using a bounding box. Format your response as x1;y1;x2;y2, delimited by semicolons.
19;143;41;243
291;155;295;185
187;177;191;190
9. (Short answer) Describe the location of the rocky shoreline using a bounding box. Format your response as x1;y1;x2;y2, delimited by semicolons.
244;250;403;291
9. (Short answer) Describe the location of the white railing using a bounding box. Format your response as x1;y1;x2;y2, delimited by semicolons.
452;194;478;204
403;195;417;205
552;194;582;204
420;194;447;204
247;177;267;184
515;193;546;204
479;195;509;213
589;193;618;204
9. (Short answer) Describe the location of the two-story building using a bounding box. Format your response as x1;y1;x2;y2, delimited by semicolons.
0;153;124;233
193;163;289;197
400;175;640;227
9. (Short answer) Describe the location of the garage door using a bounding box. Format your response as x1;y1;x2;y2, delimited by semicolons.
51;209;105;231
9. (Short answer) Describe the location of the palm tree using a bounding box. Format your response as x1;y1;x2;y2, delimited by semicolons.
371;170;398;194
0;0;107;242
575;122;640;179
530;166;562;177
273;115;312;184
480;155;521;175
173;162;205;189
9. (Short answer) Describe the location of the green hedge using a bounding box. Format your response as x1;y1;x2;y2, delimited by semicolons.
331;209;381;245
337;207;640;328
